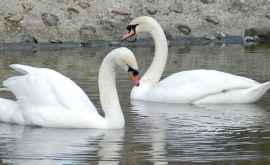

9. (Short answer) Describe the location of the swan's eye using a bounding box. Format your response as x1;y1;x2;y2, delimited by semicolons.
126;24;139;32
128;65;139;76
126;25;132;32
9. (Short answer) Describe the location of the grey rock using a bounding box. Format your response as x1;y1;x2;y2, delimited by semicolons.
49;39;63;44
176;24;191;35
205;15;219;25
215;32;226;40
145;5;158;15
78;1;90;9
228;1;249;13
169;0;183;13
200;0;215;4
41;13;59;26
245;27;270;42
22;2;34;13
67;7;80;15
16;33;38;43
202;33;215;40
111;10;131;16
265;11;270;19
80;25;96;43
4;12;24;24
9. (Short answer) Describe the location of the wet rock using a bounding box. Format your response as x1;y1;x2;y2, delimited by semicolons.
169;0;183;13
215;32;226;40
165;31;173;40
200;0;215;4
16;33;38;44
244;36;258;43
205;15;219;25
49;39;63;44
245;27;270;42
78;1;90;9
176;24;191;35
79;25;96;43
145;5;158;15
41;13;59;26
202;33;215;40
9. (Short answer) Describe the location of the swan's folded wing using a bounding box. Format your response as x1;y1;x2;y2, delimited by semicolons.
157;70;259;102
3;64;97;113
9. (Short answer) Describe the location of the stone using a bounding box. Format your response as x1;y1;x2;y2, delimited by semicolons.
176;24;191;35
205;15;219;25
41;13;59;26
78;1;90;9
67;7;80;15
228;1;249;13
245;27;270;42
22;2;34;13
202;33;215;40
169;0;183;13
265;11;270;19
111;10;131;16
214;32;226;40
79;25;96;43
200;0;215;4
145;5;158;15
16;33;38;44
49;39;63;44
4;13;23;33
4;12;24;24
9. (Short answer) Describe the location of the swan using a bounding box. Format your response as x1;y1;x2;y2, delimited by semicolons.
0;47;140;128
122;16;270;104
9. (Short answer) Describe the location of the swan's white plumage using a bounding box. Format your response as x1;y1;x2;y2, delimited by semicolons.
128;16;270;104
0;47;138;128
5;64;97;113
132;69;270;103
0;64;105;128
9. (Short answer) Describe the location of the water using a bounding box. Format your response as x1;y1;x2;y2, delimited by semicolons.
0;45;270;164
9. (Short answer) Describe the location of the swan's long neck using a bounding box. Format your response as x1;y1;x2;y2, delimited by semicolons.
141;23;168;84
98;54;124;128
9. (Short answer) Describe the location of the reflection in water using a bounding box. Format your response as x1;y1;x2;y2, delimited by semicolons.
0;124;124;165
0;45;270;164
131;100;270;162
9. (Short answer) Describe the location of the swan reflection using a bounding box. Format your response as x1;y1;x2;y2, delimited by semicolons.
131;100;270;163
0;124;124;165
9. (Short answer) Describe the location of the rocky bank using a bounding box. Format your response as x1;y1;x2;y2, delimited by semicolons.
0;0;270;43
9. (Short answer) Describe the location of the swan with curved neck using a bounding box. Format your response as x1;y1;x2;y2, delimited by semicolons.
122;16;270;104
0;47;139;128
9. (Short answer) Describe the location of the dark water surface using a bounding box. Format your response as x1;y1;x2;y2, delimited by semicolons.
0;45;270;164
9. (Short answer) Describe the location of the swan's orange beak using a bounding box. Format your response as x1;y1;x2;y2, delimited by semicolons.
128;72;140;87
121;31;136;41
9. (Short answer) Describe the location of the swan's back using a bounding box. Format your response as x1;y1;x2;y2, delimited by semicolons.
4;64;97;113
150;70;260;103
0;64;101;127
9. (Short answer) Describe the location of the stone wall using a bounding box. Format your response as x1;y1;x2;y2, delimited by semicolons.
0;0;270;43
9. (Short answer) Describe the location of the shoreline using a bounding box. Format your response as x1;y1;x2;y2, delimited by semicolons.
0;36;245;51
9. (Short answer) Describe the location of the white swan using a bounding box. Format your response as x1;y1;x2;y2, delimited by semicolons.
0;47;140;128
122;16;270;104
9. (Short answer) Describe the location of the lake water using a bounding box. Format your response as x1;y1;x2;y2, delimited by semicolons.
0;45;270;164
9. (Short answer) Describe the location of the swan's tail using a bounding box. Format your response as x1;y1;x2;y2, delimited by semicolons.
0;98;22;124
246;81;270;103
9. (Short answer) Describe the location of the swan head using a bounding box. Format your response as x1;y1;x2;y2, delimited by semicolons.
122;16;159;40
112;47;140;86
